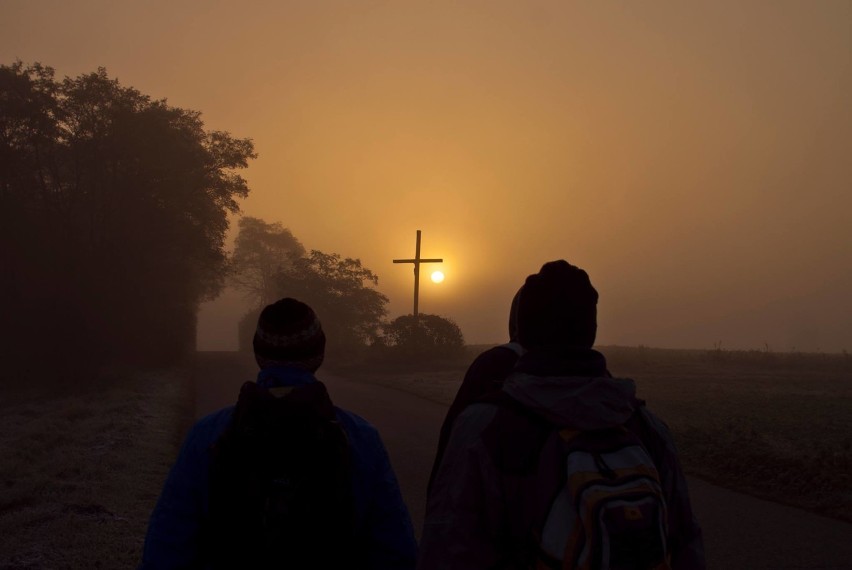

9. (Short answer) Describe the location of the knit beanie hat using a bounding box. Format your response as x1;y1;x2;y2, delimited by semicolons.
253;298;326;371
517;260;598;349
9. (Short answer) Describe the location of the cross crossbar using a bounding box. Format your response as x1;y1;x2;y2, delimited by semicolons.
392;258;443;264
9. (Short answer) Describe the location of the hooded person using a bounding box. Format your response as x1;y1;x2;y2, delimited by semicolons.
418;261;704;570
141;298;417;570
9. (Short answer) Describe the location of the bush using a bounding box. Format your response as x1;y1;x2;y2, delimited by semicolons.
382;314;465;360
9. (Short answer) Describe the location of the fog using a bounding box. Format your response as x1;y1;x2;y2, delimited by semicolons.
4;0;849;351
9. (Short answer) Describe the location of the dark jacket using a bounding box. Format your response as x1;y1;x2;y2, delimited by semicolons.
428;342;524;495
429;288;526;495
419;349;704;569
141;365;417;569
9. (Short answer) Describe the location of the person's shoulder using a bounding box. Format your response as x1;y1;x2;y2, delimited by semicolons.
194;405;234;430
457;400;500;424
183;406;234;448
333;407;381;443
465;343;523;379
447;400;501;447
474;343;523;363
332;407;393;472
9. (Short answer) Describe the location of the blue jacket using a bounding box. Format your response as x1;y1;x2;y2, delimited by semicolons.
141;366;417;569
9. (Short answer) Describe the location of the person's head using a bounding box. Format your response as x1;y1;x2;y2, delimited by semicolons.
252;298;326;371
517;260;598;350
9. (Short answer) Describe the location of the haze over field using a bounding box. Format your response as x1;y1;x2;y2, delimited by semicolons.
3;1;850;351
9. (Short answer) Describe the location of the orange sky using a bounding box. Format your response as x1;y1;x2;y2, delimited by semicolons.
3;1;850;351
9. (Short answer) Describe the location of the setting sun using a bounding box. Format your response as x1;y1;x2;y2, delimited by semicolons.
431;271;445;284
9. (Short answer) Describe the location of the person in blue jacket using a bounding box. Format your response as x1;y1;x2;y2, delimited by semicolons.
141;298;417;569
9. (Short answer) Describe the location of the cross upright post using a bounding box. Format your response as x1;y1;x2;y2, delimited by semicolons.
393;230;443;317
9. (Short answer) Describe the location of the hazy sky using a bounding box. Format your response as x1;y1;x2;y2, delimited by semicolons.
3;1;850;351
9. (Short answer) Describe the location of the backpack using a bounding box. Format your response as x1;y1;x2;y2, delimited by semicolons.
536;425;671;570
482;393;671;570
205;380;355;569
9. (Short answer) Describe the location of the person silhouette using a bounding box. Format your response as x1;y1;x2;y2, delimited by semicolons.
141;298;417;569
419;261;704;569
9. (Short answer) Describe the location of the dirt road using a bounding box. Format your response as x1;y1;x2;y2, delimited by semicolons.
194;352;852;569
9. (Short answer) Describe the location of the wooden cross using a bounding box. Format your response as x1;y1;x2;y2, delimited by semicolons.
393;230;443;317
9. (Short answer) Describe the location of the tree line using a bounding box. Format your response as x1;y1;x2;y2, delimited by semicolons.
0;62;462;379
0;62;254;375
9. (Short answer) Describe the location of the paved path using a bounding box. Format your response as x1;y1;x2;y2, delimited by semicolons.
195;352;852;569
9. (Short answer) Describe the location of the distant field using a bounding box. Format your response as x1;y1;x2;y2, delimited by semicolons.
0;366;193;569
342;345;852;522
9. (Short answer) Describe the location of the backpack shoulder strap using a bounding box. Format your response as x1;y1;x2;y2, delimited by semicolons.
623;400;667;473
479;390;553;474
476;390;566;566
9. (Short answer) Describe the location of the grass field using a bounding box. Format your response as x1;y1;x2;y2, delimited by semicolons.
342;345;852;522
0;365;194;569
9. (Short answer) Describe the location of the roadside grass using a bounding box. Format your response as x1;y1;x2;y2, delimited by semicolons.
347;345;852;522
0;365;193;569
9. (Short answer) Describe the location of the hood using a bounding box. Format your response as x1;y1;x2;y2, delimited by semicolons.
508;286;523;342
503;372;638;430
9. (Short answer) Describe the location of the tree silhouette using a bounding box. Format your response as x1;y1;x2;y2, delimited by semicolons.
230;217;305;307
0;62;256;370
282;251;389;353
233;231;389;358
